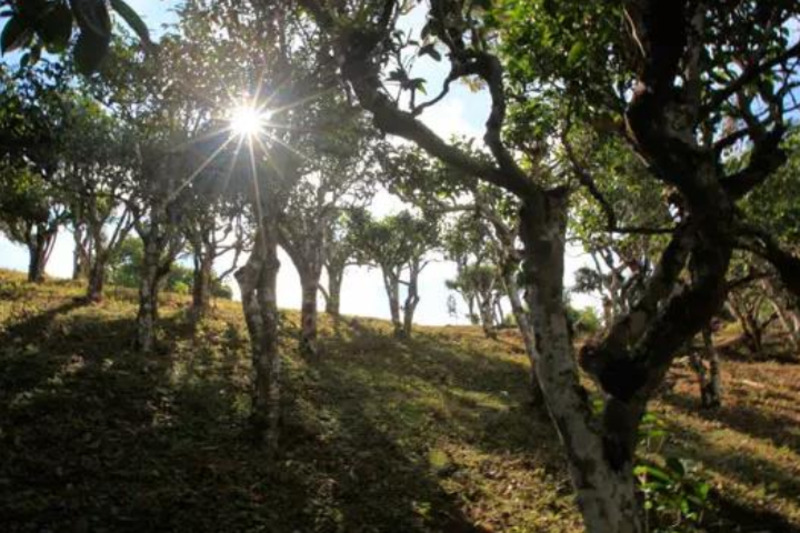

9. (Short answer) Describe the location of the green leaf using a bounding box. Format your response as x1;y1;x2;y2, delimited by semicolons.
666;456;686;477
39;3;74;52
1;15;34;54
567;41;584;66
73;28;110;74
110;0;151;45
418;43;441;61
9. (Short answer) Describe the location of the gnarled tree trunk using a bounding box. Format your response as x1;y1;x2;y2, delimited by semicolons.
520;192;644;533
689;326;722;408
191;248;214;322
236;222;281;450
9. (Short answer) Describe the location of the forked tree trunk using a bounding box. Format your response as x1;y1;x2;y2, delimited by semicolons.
519;193;642;533
26;228;55;283
236;222;281;450
299;269;320;357
383;270;403;338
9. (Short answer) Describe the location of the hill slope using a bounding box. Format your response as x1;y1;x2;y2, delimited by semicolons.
1;270;799;532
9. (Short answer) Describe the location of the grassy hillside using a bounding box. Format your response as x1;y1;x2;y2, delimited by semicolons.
1;269;799;532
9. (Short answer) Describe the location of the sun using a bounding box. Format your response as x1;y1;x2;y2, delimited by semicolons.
229;105;272;137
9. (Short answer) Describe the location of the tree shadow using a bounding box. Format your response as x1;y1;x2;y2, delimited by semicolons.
662;391;800;456
0;304;493;532
662;420;800;532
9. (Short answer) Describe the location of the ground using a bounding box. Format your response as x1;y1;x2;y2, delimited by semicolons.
0;269;798;532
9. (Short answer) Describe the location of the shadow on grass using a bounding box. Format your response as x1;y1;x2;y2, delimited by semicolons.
662;419;800;533
0;303;493;532
663;391;800;456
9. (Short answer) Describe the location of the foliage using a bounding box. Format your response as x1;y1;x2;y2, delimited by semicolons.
636;413;712;532
108;237;232;299
0;0;150;73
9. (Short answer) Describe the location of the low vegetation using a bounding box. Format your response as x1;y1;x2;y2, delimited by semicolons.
2;271;798;532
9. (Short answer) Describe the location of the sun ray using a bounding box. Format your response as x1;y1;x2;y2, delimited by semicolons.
167;134;236;203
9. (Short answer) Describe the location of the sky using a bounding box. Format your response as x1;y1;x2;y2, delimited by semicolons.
0;1;596;325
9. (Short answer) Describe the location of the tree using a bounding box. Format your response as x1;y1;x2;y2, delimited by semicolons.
286;1;800;530
0;165;65;282
349;209;438;338
0;63;71;282
277;110;378;356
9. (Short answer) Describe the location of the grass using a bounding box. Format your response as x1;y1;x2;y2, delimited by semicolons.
0;269;798;532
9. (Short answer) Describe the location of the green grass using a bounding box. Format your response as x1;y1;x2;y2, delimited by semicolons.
1;269;798;532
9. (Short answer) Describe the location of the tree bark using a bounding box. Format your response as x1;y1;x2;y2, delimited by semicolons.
191;250;214;322
236;222;281;450
689;327;722;408
299;269;320;357
26;227;55;283
325;264;344;316
72;225;90;280
502;267;544;406
478;294;498;340
402;261;421;338
136;235;161;354
383;270;403;338
519;192;643;533
86;260;105;303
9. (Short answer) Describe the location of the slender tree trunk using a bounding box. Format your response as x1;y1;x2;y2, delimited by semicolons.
703;328;722;408
72;225;90;280
478;295;498;339
326;265;344;316
383;271;403;338
236;222;281;450
86;259;106;303
769;296;800;352
402;266;420;338
519;193;642;533
136;237;161;354
299;269;320;357
191;251;214;322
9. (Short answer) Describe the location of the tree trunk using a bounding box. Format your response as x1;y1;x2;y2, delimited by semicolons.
326;265;344;316
384;271;403;338
236;222;281;450
703;328;722;408
191;251;214;322
136;237;161;354
86;260;106;303
519;193;642;533
769;295;800;352
689;327;721;408
503;268;544;406
478;295;498;339
26;229;53;283
299;270;320;357
72;225;90;280
402;264;420;338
